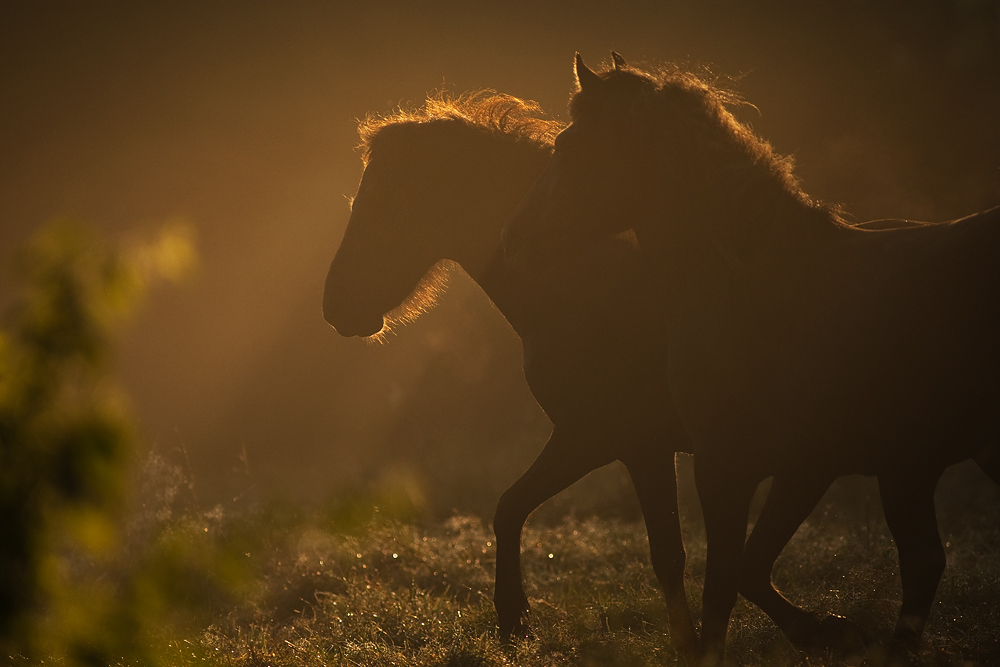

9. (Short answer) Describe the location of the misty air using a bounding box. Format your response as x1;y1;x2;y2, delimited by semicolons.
1;3;998;666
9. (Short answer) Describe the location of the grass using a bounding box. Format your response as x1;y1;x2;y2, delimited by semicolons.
134;456;1000;667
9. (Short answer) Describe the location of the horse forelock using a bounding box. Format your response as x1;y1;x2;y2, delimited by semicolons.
358;90;562;167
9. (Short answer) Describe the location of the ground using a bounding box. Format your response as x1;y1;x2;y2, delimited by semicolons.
145;458;1000;667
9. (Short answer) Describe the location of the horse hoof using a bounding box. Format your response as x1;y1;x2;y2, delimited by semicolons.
498;619;531;643
495;590;531;643
496;603;531;643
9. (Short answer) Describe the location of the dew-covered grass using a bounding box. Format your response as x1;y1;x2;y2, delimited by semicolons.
142;458;1000;667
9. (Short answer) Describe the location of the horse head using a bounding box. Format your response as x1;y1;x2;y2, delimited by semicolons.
325;100;555;340
323;126;457;338
502;53;660;264
504;52;775;266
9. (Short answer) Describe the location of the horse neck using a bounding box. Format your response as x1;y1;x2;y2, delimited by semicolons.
467;240;547;338
444;142;550;335
636;165;841;323
657;163;839;272
473;247;526;328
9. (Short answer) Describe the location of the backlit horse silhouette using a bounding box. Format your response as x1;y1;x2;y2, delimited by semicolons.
504;53;1000;665
322;92;697;654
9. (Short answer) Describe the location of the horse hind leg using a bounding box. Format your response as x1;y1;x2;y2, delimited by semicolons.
624;449;697;659
493;424;614;641
740;471;867;657
878;470;946;666
695;455;759;666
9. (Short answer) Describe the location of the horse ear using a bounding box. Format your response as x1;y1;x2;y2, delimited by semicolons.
575;52;600;90
611;51;627;70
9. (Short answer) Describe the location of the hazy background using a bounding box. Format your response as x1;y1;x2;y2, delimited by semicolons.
2;1;998;515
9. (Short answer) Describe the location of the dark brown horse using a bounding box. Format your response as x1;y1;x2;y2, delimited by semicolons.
504;54;1000;665
322;92;697;655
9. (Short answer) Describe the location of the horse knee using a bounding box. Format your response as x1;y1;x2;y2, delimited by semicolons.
652;545;686;579
650;544;686;595
493;489;526;540
703;573;740;614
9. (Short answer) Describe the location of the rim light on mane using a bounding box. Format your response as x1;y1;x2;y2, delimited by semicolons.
358;90;562;167
570;57;838;222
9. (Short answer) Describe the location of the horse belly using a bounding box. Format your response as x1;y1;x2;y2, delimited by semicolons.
665;212;1000;477
666;299;997;479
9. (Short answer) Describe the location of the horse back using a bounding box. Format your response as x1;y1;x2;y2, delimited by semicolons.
681;205;1000;474
846;204;1000;289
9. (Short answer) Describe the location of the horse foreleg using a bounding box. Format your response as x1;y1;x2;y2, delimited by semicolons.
493;425;614;641
878;471;946;666
624;450;697;659
695;456;757;666
740;472;867;655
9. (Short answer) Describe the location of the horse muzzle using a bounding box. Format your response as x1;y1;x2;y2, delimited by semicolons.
323;302;385;338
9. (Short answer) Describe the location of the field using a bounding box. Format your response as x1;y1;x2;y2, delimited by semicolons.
140;456;1000;667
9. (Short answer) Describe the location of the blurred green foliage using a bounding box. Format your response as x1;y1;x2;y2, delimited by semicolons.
0;219;206;664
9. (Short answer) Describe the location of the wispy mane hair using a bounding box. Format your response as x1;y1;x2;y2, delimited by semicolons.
358;90;563;166
572;61;835;217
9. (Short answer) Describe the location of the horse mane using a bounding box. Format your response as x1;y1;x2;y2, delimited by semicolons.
571;61;841;222
368;259;456;345
358;90;563;167
354;91;562;343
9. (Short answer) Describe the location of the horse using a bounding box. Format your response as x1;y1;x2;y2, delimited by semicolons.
503;53;1000;665
322;91;698;655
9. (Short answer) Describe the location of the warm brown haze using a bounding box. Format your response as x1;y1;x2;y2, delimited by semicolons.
1;2;998;666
